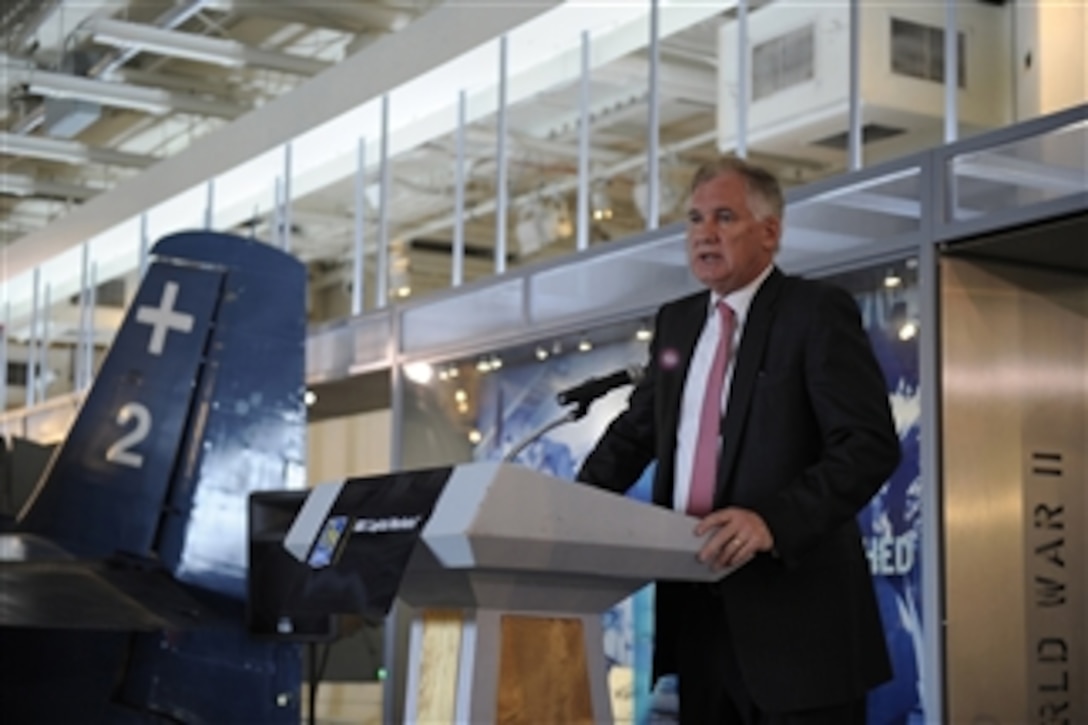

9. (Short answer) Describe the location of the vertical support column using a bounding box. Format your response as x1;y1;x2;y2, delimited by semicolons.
39;284;51;403
139;212;149;278
203;178;214;229
736;0;749;160
76;242;90;392
944;0;959;143
494;35;510;274
919;162;942;724
576;30;591;252
848;0;863;171
1;302;8;413
84;262;97;387
377;93;391;308
273;177;285;250
283;142;294;253
27;267;40;408
453;90;467;287
645;0;661;231
352;138;367;316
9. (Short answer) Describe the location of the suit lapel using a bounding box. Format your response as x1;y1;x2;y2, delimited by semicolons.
716;268;785;500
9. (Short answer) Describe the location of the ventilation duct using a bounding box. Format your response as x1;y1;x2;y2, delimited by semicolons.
42;50;101;138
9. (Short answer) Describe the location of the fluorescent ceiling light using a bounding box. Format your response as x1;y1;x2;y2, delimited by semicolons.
27;72;172;115
0;173;34;197
0;173;98;201
0;132;88;165
87;18;329;75
0;131;157;169
90;17;246;68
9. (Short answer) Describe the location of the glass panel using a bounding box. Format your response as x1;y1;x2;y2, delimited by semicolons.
306;311;393;383
531;231;693;324
399;277;525;355
949;120;1088;221
782;166;924;270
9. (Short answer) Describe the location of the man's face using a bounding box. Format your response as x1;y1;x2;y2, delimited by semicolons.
685;172;780;296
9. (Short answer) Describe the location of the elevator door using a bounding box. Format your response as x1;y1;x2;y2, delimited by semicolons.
942;214;1086;724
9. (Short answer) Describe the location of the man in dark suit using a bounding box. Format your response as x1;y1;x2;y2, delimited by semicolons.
577;157;900;724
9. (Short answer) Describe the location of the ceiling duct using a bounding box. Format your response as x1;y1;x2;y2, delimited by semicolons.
42;50;102;138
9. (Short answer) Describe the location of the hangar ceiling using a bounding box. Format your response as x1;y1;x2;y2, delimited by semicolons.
1;0;816;319
3;0;1028;332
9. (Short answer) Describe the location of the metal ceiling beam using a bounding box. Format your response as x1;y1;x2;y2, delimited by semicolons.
201;0;419;34
2;63;247;118
0;131;157;168
0;172;99;201
83;17;332;76
8;0;126;60
2;0;563;289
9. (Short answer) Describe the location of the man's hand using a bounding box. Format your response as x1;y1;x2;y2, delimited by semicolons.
693;507;774;571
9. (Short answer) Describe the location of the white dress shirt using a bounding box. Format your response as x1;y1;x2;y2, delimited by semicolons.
673;263;774;513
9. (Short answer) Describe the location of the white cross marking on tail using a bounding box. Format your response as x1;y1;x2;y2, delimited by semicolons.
135;281;194;356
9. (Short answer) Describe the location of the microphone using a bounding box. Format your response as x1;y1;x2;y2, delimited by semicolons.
556;365;644;408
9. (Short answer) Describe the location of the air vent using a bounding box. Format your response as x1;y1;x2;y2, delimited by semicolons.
810;123;907;150
752;24;815;101
891;17;965;87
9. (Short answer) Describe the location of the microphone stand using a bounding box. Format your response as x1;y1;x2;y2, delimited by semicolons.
500;398;594;464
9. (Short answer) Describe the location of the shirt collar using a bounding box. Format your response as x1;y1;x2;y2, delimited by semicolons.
708;263;774;328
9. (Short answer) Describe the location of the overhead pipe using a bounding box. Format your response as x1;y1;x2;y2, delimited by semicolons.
14;66;246;118
91;0;216;78
0;130;157;167
83;17;330;76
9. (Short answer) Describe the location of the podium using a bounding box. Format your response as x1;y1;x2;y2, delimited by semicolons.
282;462;730;724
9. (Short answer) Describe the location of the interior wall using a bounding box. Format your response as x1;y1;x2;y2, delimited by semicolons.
1015;0;1088;119
941;254;1086;723
307;409;393;485
304;408;393;725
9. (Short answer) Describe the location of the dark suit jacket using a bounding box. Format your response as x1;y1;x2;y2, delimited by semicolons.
577;267;900;712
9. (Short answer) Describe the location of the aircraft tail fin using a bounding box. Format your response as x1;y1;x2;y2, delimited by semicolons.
17;231;307;600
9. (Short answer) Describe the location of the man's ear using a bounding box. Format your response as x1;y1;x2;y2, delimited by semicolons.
762;215;782;252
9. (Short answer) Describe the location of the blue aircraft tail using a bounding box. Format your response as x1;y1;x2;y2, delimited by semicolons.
0;231;308;723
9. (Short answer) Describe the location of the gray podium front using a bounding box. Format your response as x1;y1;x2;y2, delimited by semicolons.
283;462;729;724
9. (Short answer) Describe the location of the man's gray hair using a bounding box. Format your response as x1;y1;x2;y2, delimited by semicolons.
689;157;785;221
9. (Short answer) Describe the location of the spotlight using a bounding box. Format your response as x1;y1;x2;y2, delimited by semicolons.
476;358;493;372
489;355;503;370
403;362;434;384
535;345;550;361
577;336;593;352
883;272;902;288
303;389;317;406
635;324;652;342
468;429;482;444
898;321;919;341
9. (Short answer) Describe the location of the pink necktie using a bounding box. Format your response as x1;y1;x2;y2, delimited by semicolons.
688;301;736;516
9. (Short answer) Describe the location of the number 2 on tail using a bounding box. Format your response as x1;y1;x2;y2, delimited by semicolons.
106;402;152;468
